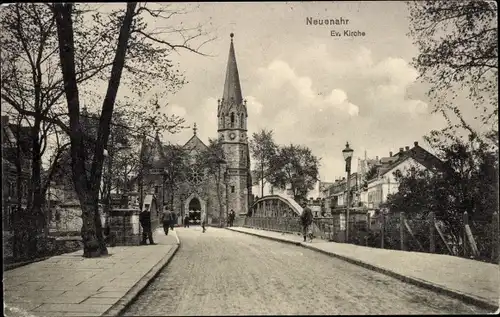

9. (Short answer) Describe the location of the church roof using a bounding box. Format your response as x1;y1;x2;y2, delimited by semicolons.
221;33;244;112
183;123;208;151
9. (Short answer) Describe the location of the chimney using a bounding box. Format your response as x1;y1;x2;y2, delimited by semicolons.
399;147;404;153
389;151;393;157
414;141;418;147
405;146;410;151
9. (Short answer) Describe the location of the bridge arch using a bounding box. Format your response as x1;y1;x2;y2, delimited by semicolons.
250;194;303;218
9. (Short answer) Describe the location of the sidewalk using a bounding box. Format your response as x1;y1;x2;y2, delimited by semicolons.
3;227;180;317
228;227;500;312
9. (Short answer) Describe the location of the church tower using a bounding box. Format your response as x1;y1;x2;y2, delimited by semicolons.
217;33;252;218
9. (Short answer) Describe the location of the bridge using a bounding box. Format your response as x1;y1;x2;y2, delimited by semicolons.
245;194;370;243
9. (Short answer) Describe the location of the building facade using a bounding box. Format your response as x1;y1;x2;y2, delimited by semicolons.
359;142;445;209
1;116;31;232
322;173;359;214
138;34;252;225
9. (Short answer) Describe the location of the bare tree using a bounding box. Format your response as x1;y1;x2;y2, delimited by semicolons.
0;3;120;253
407;1;498;146
50;3;213;257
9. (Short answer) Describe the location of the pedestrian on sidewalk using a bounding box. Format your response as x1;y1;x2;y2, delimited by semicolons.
161;208;173;236
170;212;178;231
229;209;235;227
201;209;207;233
139;209;156;245
184;214;190;228
300;201;314;243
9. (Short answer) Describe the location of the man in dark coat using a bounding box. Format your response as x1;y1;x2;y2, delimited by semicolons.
161;209;172;236
139;209;156;245
300;201;314;242
184;214;190;228
170;212;178;231
229;209;236;227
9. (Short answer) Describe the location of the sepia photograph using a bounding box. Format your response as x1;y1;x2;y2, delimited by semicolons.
1;1;498;316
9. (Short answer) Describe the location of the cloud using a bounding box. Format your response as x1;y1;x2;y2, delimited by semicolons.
167;45;441;184
168;104;187;117
244;45;441;182
365;57;428;115
369;57;418;87
325;89;359;116
245;95;263;115
256;60;359;116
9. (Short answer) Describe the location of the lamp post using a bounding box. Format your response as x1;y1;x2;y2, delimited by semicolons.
342;142;354;243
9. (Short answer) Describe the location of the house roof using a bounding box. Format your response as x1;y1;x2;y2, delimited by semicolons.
182;133;208;152
376;145;445;179
325;173;358;195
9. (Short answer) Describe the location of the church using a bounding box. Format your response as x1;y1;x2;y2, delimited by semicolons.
138;33;253;226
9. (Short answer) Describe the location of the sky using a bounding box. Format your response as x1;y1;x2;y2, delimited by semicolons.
151;1;451;182
1;2;488;183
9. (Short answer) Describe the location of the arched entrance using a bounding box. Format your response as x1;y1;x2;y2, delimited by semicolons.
188;197;202;225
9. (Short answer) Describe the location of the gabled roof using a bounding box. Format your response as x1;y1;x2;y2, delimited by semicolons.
377;145;445;178
182;133;208;152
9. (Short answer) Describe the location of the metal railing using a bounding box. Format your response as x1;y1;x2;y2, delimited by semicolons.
244;210;500;264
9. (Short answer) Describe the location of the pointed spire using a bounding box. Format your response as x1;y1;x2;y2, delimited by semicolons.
193;122;197;136
222;33;243;106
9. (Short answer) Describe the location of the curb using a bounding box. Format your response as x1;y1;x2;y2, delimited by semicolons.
227;227;302;246
4;256;52;271
229;228;499;312
102;231;181;316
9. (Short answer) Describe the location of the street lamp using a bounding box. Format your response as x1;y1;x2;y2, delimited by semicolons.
342;142;354;243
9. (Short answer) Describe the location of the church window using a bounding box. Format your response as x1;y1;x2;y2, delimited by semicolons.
230;112;235;128
188;166;205;185
231;186;235;193
240;114;244;128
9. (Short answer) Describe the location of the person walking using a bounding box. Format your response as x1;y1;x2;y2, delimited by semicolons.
170;212;178;231
201;209;207;233
184;214;190;228
229;209;235;227
161;208;172;236
139;209;156;245
300;201;314;242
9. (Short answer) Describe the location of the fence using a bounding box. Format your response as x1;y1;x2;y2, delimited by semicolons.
244;211;500;264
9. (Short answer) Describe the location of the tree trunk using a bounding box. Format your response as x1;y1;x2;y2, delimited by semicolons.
53;3;101;257
13;130;24;259
53;2;137;257
87;2;137;255
170;186;175;211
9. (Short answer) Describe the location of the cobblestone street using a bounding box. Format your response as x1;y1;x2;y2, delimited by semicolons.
123;227;487;315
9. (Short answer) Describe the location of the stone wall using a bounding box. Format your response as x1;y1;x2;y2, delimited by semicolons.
107;209;141;246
